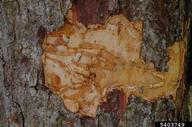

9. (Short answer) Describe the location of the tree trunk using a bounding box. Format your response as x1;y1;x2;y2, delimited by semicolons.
0;0;191;127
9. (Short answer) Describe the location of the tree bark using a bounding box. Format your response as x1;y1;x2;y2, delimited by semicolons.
0;0;191;127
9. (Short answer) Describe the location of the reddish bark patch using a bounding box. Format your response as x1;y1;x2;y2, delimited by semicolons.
37;26;47;40
100;89;127;119
20;56;29;65
71;0;110;26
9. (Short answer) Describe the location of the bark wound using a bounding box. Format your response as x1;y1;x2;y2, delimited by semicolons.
42;14;185;117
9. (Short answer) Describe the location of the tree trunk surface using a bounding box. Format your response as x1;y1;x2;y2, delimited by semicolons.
0;0;191;127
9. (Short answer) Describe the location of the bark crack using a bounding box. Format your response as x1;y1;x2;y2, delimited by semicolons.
14;101;25;127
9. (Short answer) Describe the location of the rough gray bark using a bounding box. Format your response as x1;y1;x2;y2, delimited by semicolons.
0;0;191;127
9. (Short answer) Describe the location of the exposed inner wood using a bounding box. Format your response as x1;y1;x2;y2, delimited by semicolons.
42;15;184;117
